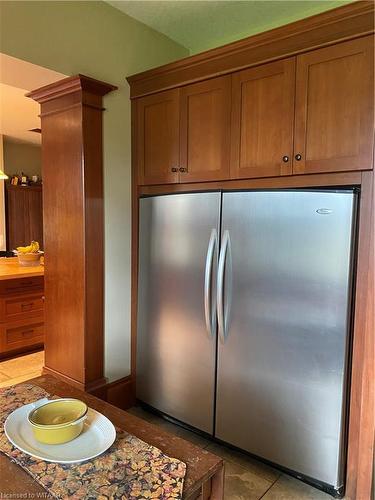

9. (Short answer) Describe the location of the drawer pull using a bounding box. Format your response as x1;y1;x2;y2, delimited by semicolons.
21;302;34;310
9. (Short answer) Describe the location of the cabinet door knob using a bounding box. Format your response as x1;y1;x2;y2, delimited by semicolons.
171;167;178;172
179;167;187;173
282;156;289;163
295;154;302;161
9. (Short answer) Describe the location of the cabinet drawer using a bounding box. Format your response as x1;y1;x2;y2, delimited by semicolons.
0;277;44;296
3;293;44;322
1;320;44;353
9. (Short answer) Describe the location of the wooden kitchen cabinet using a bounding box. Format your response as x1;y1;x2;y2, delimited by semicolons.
136;89;180;185
5;184;43;251
179;76;231;182
293;36;374;174
137;77;231;185
230;58;296;179
134;36;374;186
0;272;44;359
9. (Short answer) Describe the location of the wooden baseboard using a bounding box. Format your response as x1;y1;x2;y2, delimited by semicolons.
43;365;135;410
91;376;135;410
42;366;84;390
42;365;106;393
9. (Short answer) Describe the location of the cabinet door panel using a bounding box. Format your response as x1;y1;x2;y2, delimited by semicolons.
27;189;43;249
231;58;295;179
179;76;231;182
294;36;374;174
137;89;179;185
5;186;43;251
6;187;27;250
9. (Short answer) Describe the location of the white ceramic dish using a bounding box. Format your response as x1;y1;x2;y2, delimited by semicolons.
4;402;116;464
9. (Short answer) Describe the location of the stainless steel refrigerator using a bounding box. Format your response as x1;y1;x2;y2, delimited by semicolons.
137;190;357;495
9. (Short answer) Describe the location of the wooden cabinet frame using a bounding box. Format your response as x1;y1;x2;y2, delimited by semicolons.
128;4;375;499
134;170;374;500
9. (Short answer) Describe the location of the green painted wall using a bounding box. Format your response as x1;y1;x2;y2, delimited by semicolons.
3;139;42;178
0;1;188;382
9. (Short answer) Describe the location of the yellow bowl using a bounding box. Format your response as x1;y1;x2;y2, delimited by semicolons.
28;398;88;445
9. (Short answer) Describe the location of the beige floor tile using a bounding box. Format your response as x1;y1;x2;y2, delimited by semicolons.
206;442;280;483
262;474;333;500
0;351;44;378
224;461;273;500
0;370;42;389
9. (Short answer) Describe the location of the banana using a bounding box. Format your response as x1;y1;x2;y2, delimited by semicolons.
17;244;33;254
31;241;39;253
16;241;40;254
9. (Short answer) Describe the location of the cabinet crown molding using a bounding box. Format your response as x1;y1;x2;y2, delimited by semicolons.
126;1;374;98
26;74;117;104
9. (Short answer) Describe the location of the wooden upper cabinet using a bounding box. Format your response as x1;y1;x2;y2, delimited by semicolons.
179;76;231;182
136;89;180;185
6;185;43;251
134;35;374;186
230;58;296;179
293;36;374;174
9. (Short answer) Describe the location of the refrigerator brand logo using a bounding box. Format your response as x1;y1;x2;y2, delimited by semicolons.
316;208;333;215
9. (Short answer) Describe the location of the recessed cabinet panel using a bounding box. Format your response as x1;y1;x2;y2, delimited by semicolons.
294;36;374;174
6;185;43;251
179;76;231;182
137;89;180;185
231;59;295;179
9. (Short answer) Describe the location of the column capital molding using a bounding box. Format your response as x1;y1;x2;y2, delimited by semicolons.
27;74;117;104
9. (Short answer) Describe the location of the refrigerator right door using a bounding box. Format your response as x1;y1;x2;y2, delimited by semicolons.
215;190;356;490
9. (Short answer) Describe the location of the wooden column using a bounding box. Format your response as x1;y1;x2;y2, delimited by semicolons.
27;75;117;392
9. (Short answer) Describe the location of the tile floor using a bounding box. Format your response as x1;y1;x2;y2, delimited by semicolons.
0;350;44;388
0;358;341;499
127;405;337;500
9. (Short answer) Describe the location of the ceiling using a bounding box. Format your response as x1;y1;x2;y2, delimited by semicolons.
107;0;353;54
0;54;65;145
0;83;41;145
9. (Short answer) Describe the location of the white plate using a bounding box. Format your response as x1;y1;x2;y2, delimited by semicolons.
4;402;116;464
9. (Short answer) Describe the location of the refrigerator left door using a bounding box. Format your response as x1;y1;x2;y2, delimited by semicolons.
137;192;221;434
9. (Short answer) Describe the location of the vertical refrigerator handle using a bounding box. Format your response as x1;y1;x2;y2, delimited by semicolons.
217;230;231;343
204;229;218;338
